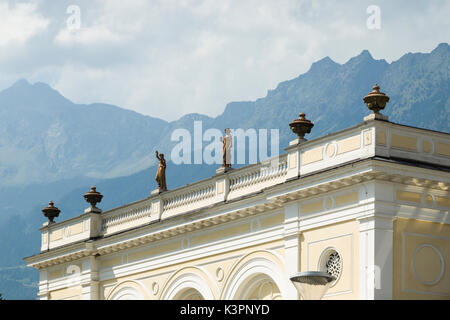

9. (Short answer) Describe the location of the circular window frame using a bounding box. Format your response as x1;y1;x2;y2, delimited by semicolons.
318;247;343;287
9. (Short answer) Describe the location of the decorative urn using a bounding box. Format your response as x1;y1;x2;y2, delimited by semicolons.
42;201;60;223
363;84;390;114
83;186;103;212
290;113;314;141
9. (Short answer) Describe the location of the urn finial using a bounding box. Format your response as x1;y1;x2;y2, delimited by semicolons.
83;186;103;213
363;84;390;115
42;201;60;223
289;112;314;143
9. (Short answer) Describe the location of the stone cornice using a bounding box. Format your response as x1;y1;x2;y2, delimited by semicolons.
25;157;449;270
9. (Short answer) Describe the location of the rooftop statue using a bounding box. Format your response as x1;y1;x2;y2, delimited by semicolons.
155;151;167;191
220;128;232;168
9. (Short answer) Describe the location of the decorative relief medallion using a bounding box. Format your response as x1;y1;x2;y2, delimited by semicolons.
324;196;334;210
182;238;190;249
411;244;444;286
420;139;434;154
216;267;224;282
152;282;159;295
324;142;337;159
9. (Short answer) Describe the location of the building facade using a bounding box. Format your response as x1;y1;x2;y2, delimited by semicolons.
25;102;450;300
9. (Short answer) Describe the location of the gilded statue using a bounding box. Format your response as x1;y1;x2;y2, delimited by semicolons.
155;151;167;191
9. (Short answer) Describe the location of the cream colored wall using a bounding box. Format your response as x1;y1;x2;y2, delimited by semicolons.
41;210;287;300
41;189;449;300
393;218;450;299
300;220;360;300
43;209;362;300
101;239;285;300
96;211;287;300
49;286;82;300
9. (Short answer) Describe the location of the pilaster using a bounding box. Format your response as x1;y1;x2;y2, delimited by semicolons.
358;215;394;300
80;255;100;300
38;269;49;300
40;222;50;252
283;201;300;300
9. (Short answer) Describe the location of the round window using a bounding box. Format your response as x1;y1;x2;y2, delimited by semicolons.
318;248;342;287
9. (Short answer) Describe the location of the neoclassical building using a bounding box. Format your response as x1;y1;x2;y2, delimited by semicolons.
25;86;450;300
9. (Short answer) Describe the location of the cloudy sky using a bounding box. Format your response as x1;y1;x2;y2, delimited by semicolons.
0;0;449;121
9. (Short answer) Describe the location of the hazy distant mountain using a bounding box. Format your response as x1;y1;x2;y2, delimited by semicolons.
0;43;448;188
0;43;448;299
0;80;168;186
210;42;449;145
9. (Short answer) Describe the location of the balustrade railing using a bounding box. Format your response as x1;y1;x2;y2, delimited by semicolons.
43;120;450;246
101;200;153;235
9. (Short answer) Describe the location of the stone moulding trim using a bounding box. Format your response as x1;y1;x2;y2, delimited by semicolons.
159;266;219;300
37;121;450;250
411;243;445;286
27;248;91;269
219;249;286;300
401;232;450;297
27;161;449;270
106;279;152;300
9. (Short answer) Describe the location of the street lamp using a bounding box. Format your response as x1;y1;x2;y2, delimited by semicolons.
290;271;336;300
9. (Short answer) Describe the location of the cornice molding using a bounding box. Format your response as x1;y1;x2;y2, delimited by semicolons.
26;159;449;269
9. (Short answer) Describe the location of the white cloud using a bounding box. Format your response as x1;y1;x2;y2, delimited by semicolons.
1;0;449;121
54;24;125;47
0;2;49;46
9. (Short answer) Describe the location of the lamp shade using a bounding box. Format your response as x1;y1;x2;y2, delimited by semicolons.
290;271;336;300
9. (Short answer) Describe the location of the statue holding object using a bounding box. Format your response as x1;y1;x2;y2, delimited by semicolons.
155;151;167;191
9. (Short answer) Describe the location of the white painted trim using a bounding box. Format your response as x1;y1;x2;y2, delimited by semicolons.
99;226;285;282
220;250;286;300
160;267;217;300
411;244;445;286
105;279;151;300
109;287;144;300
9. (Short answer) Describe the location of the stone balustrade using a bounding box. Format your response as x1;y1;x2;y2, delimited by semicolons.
101;199;154;235
228;155;288;200
39;119;450;251
162;181;216;218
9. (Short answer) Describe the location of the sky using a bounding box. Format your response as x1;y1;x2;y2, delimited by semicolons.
0;0;449;121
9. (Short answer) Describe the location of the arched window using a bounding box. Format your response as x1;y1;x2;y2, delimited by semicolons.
221;250;286;300
173;288;205;300
109;287;144;300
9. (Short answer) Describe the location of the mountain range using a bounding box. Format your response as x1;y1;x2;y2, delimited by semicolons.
0;42;448;299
